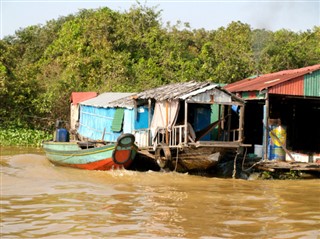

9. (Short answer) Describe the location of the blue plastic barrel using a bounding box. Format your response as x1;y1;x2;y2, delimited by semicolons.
55;128;70;142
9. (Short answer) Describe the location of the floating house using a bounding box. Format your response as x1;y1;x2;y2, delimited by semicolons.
128;81;249;172
225;64;320;163
73;82;249;172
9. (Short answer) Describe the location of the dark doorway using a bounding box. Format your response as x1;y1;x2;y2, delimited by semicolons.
243;100;264;152
269;95;320;153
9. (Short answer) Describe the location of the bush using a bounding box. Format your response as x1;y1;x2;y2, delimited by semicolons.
0;127;52;147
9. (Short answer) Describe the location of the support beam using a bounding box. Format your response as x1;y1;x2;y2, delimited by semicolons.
263;91;269;160
148;99;152;147
239;104;245;142
184;101;188;144
166;101;169;144
227;105;232;141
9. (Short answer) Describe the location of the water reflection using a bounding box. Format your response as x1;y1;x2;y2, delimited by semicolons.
1;149;319;238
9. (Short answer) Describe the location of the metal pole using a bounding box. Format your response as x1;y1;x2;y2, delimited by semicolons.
263;91;269;160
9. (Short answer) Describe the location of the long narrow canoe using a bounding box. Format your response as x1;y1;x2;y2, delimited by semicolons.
43;134;137;170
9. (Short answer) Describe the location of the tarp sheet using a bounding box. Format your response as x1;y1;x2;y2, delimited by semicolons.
150;100;180;139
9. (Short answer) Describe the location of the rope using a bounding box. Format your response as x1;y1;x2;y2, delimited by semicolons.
232;151;239;179
241;147;264;172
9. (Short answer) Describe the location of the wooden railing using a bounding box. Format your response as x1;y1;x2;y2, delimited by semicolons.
134;125;241;149
221;129;240;142
134;125;187;149
134;128;150;148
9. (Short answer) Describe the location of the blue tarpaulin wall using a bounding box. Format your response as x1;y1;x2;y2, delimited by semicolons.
78;105;134;142
135;106;150;129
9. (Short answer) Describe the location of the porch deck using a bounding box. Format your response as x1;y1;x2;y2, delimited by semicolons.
189;141;251;148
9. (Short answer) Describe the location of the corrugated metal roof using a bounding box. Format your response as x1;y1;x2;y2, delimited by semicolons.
179;84;218;100
225;64;320;97
135;81;243;102
70;92;97;105
79;82;244;109
80;92;136;108
304;70;320;97
268;76;304;95
136;81;210;101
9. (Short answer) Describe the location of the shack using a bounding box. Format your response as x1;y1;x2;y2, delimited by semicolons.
77;92;136;142
225;64;320;166
70;92;97;132
128;81;249;172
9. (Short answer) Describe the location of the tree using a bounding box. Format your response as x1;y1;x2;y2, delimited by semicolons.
211;21;255;83
1;5;318;129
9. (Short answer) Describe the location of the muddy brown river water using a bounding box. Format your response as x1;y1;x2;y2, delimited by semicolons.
1;147;319;238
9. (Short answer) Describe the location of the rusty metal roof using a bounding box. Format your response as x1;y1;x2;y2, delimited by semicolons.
225;64;320;94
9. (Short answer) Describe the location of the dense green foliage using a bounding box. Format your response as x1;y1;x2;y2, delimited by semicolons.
0;127;52;147
1;5;319;132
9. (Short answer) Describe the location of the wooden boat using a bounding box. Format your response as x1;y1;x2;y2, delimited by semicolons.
43;133;138;170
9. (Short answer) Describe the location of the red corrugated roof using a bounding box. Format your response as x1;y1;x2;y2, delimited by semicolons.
225;64;320;93
70;92;97;105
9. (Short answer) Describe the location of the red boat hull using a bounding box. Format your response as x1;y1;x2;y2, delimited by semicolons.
62;156;133;170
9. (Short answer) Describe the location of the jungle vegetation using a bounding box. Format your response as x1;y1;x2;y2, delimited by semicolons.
1;5;319;136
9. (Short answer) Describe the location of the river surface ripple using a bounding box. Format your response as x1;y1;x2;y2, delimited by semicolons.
1;147;319;238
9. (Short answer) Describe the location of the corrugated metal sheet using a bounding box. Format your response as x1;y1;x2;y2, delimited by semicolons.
179;84;218;100
304;70;320;97
70;92;97;105
136;81;244;103
80;92;136;108
225;64;320;97
136;81;210;101
78;82;243;109
268;75;304;95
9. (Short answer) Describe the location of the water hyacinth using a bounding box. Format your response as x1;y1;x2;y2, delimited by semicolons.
0;127;52;147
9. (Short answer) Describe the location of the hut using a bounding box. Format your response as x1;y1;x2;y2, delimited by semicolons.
77;92;136;142
225;64;320;163
130;81;249;172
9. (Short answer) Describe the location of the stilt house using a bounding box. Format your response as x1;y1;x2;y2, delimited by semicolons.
126;81;249;172
225;64;320;162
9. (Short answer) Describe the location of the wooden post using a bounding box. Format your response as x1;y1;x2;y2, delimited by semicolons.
148;99;152;147
239;104;245;142
227;105;231;141
184;101;188;144
220;105;225;140
218;104;222;140
166;101;169;144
